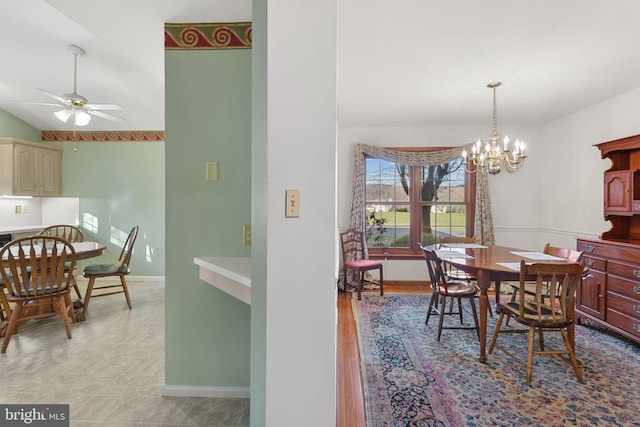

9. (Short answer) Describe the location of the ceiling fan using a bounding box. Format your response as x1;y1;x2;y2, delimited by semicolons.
34;44;124;127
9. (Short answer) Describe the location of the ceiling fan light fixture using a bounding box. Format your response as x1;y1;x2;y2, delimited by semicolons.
54;108;73;123
74;109;91;126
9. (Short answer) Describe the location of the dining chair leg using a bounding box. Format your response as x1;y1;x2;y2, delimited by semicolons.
526;326;536;386
457;297;464;324
55;296;72;339
83;277;96;314
120;276;132;310
64;293;77;323
72;277;82;300
378;266;384;296
1;302;23;354
469;297;480;340
355;271;362;300
488;313;506;354
425;292;437;325
436;294;447;342
538;328;545;351
561;329;584;384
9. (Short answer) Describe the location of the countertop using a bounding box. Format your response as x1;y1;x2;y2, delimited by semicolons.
0;224;48;235
194;257;251;305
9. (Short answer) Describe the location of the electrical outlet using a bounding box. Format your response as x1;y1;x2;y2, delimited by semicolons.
243;225;252;246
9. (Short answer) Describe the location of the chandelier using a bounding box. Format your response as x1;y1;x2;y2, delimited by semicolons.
462;82;526;175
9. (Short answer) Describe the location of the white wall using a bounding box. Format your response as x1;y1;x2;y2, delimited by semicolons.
0;197;78;229
259;0;338;425
338;87;640;281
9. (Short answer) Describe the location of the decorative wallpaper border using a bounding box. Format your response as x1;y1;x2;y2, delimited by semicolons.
165;22;252;49
41;130;165;142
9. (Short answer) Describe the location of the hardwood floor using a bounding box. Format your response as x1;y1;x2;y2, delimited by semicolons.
336;281;429;427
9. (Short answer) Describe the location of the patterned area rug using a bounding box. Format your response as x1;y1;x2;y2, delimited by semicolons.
353;293;640;427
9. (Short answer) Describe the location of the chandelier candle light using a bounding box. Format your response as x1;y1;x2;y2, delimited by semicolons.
462;82;526;175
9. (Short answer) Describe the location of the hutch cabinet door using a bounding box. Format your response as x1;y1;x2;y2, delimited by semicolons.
604;170;633;214
576;269;607;320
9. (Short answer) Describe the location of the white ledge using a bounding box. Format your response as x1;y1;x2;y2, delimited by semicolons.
194;257;251;305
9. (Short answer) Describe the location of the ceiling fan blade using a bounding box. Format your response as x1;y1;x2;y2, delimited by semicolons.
85;103;122;111
36;88;69;105
87;109;125;122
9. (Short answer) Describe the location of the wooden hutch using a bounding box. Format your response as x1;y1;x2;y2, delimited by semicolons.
576;133;640;343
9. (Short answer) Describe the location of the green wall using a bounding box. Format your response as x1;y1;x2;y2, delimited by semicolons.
251;0;268;421
0;108;41;141
53;141;165;277
164;49;252;387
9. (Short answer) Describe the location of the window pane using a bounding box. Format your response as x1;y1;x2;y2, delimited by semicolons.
422;205;467;240
366;205;410;248
419;159;465;203
365;157;411;204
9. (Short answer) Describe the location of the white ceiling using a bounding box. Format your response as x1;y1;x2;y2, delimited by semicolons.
1;0;640;132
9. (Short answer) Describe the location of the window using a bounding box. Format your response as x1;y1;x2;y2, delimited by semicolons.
364;148;476;258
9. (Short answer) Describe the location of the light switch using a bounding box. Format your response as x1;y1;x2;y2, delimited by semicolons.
206;162;219;181
285;190;299;217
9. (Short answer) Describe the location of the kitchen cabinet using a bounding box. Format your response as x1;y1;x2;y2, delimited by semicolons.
0;138;62;196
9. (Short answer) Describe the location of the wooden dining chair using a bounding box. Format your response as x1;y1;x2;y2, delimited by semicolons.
82;225;139;315
439;235;492;318
0;236;77;353
339;228;383;300
488;260;584;386
38;224;84;300
419;244;479;342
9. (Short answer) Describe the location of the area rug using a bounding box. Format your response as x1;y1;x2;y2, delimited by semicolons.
353;293;640;427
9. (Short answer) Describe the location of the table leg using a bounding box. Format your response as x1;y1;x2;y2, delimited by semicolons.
477;270;491;363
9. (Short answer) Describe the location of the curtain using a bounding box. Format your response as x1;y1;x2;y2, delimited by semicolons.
347;142;495;247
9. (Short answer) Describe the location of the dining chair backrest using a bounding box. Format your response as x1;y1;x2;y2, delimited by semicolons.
38;224;84;243
543;243;583;263
0;236;76;299
419;245;449;291
117;225;139;273
517;260;584;324
340;228;367;263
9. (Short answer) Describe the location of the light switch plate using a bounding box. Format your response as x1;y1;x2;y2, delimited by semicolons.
285;190;299;217
206;162;219;181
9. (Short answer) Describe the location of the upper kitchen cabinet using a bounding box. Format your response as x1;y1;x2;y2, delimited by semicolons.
0;138;62;197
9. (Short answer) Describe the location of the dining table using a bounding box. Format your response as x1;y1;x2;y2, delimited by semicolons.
0;240;107;332
432;243;579;363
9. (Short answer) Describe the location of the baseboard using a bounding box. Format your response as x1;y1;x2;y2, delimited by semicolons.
162;384;250;399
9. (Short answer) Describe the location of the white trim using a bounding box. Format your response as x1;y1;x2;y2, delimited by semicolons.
162;384;250;399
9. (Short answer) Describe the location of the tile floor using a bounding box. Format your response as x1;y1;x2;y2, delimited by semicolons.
0;278;249;426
